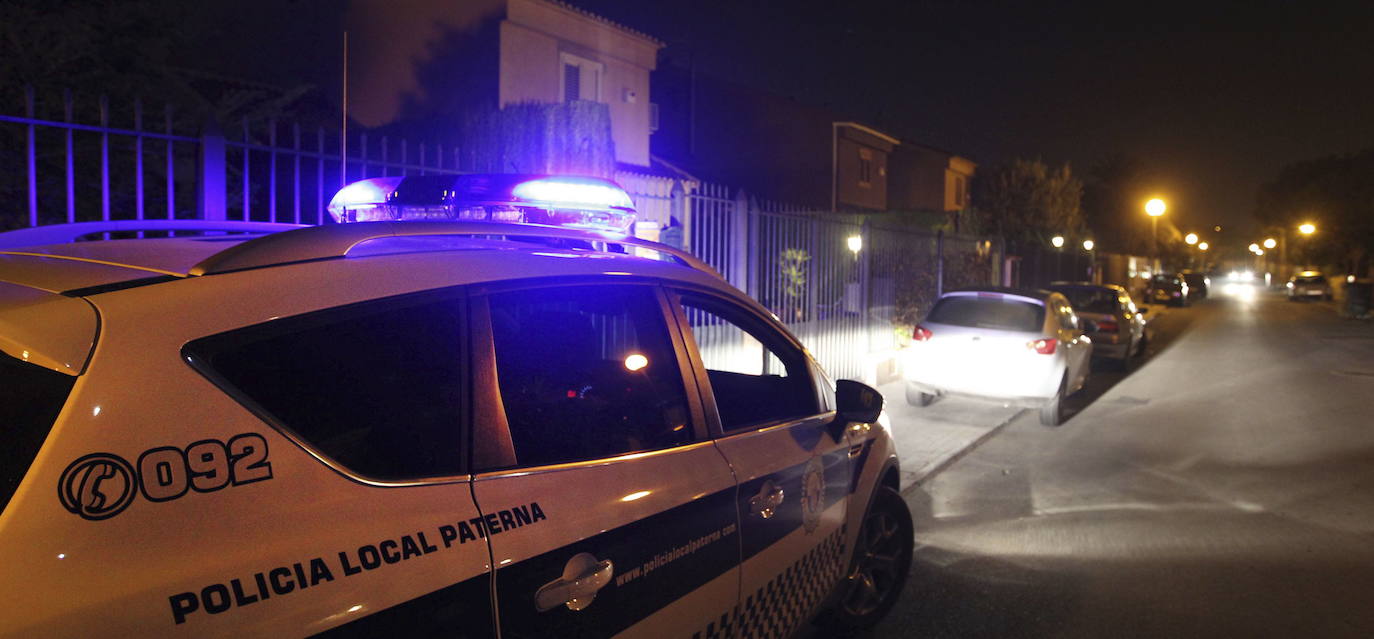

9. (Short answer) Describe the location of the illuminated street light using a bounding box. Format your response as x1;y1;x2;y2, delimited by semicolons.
1083;239;1095;251
1185;233;1198;245
846;235;862;254
1298;222;1316;235
1051;235;1065;248
1198;242;1209;251
1145;198;1166;264
1255;248;1264;256
1263;238;1276;249
1248;243;1260;253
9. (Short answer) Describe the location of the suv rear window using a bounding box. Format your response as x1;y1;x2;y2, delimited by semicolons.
1;353;76;515
186;294;467;481
927;296;1045;331
1296;276;1325;284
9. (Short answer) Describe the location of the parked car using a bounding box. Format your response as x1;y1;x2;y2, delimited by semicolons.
902;287;1093;426
1148;273;1190;307
0;174;911;637
1180;271;1210;300
1048;282;1149;369
1287;271;1332;301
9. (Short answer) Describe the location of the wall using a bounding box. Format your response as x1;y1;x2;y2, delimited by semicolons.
834;127;893;211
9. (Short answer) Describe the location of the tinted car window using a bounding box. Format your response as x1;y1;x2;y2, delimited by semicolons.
1052;287;1118;314
187;295;467;481
489;285;692;467
678;293;818;431
927;296;1045;332
1;353;76;515
1296;276;1325;285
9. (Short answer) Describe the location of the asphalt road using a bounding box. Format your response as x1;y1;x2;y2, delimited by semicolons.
867;284;1374;638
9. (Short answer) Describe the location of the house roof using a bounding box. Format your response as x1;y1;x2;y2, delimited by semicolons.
539;0;665;47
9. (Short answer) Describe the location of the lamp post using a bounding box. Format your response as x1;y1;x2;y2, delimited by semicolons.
1146;198;1166;270
1296;222;1316;269
1051;235;1064;282
1083;239;1095;282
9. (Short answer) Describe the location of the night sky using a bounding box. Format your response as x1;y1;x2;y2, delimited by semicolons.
198;1;1374;241
569;0;1374;240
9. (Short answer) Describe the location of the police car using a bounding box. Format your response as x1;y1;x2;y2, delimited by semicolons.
0;174;912;637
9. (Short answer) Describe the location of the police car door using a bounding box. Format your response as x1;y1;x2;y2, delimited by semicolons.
671;290;850;637
468;282;740;638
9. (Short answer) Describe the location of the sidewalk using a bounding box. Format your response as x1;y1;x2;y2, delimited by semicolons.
877;381;1023;492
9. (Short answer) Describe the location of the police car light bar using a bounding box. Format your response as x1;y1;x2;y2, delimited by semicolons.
327;174;637;234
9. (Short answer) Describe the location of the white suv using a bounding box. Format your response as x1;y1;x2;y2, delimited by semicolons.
0;174;911;638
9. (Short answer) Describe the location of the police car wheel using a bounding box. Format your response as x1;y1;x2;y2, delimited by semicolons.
815;487;913;630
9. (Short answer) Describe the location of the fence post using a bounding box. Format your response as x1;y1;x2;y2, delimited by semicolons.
197;117;227;221
936;229;945;297
669;179;687;249
731;188;750;292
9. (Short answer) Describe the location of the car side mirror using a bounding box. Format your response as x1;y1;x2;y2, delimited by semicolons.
831;379;883;440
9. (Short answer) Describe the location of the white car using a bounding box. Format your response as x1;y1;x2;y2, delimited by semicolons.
0;174;911;637
901;288;1093;425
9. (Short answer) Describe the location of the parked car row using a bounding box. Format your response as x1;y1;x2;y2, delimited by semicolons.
901;282;1150;426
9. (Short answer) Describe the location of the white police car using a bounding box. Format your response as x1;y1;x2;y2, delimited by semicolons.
0;174;911;637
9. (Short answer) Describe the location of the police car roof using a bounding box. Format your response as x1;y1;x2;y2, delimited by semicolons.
0;221;715;295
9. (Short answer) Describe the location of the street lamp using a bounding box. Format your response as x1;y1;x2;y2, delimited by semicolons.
1145;198;1166;267
1298;222;1316;235
1185;232;1198;245
1051;235;1065;248
1082;239;1094;251
846;234;862;254
1263;238;1277;249
1198;242;1209;251
1249;243;1261;254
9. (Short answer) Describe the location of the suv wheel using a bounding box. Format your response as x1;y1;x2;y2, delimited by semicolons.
815;487;914;630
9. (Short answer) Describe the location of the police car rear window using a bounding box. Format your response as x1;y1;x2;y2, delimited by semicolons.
1;352;76;515
186;294;467;481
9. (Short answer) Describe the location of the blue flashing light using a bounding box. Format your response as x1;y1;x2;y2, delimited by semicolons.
511;178;635;212
327;174;636;234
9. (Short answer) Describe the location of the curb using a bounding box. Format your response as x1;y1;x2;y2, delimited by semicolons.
902;408;1025;493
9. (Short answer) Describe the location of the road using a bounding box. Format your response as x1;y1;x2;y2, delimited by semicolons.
871;284;1374;638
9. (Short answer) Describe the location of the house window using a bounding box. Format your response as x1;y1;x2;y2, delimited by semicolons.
560;52;603;102
858;148;873;188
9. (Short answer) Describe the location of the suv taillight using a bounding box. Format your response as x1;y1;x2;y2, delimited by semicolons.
1028;338;1057;354
1096;320;1119;332
913;325;933;342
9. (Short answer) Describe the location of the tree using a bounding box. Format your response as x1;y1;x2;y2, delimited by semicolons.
972;158;1085;252
1082;154;1154;255
1256;150;1374;275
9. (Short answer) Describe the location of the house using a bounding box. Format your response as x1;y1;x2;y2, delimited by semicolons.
349;0;661;169
651;64;972;216
888;144;976;214
651;67;898;211
498;0;662;168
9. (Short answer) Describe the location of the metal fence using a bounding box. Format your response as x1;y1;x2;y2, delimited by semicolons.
1;87;1001;383
682;186;1002;381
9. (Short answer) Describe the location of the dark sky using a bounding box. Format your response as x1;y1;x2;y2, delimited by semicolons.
570;0;1374;239
194;1;1374;241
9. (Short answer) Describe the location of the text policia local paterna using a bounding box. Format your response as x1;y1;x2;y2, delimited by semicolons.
168;502;547;624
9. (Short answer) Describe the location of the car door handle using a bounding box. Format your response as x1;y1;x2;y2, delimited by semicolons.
749;480;785;519
535;552;615;612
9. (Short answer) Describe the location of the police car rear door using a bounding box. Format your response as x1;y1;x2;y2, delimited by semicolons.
671;289;851;637
468;282;740;638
